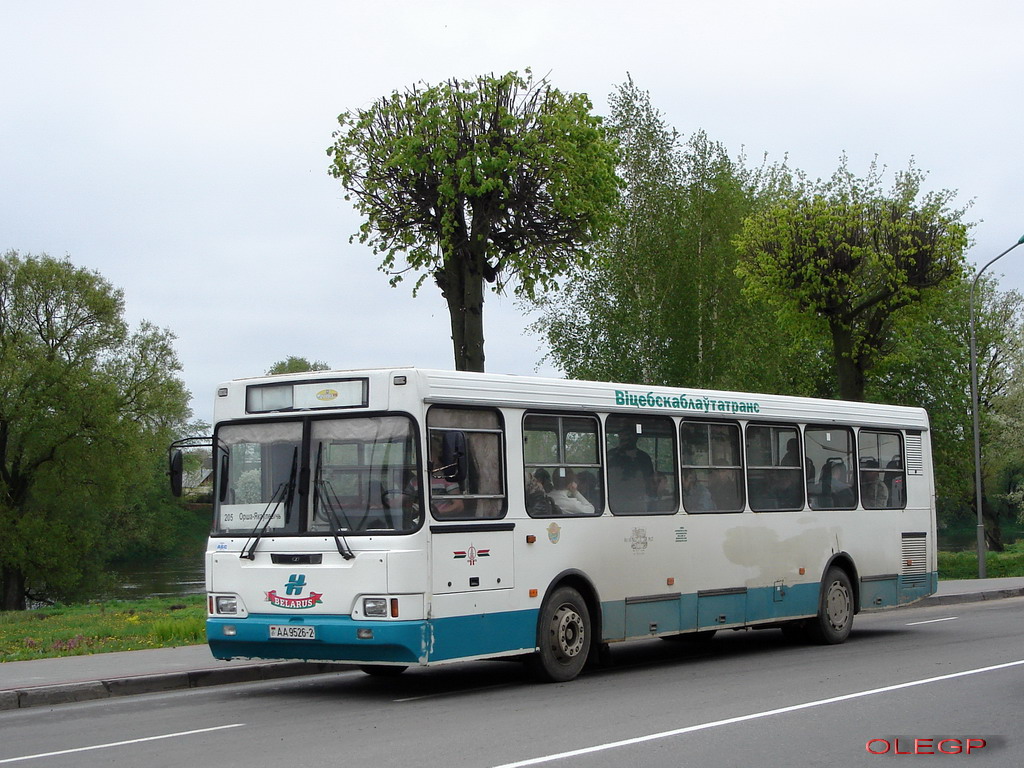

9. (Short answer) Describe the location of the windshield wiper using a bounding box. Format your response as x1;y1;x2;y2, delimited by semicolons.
240;447;298;561
314;444;356;560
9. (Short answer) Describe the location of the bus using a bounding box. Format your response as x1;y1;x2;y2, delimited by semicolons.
169;368;936;682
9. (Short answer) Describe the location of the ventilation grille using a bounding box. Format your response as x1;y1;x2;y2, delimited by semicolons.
905;433;924;476
901;532;928;587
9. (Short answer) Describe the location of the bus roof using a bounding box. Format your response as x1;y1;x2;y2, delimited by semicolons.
215;367;930;432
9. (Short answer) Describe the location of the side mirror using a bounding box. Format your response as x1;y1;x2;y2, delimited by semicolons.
440;431;468;484
167;435;213;499
169;450;184;497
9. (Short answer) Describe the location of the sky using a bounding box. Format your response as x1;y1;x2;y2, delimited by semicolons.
2;1;1022;424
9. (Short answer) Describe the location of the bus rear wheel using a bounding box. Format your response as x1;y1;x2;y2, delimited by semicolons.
528;586;591;683
807;566;854;644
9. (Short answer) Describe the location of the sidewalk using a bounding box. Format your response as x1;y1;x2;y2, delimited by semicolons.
3;578;1023;711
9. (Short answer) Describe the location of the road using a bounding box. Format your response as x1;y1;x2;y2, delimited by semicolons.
1;597;1021;767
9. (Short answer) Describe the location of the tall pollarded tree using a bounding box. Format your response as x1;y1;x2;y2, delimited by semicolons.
327;70;620;371
735;157;971;401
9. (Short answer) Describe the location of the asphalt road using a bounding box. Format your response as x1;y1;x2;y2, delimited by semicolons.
1;597;1021;767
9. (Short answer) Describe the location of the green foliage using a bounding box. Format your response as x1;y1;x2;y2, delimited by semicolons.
533;76;808;393
937;540;1024;579
328;70;620;371
267;356;331;375
735;157;972;400
0;595;205;661
528;83;1024;541
0;251;191;610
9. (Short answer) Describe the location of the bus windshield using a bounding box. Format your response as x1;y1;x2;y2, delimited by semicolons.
214;415;421;535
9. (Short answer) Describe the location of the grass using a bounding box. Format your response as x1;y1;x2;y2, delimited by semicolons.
937;539;1024;580
0;595;206;662
2;544;1023;662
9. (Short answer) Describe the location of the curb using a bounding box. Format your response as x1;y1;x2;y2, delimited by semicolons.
0;661;349;711
919;586;1024;607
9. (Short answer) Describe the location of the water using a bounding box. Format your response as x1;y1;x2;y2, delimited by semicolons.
103;554;206;600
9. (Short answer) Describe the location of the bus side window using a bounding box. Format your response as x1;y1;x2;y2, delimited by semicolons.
606;414;677;515
745;424;803;512
427;407;506;519
804;426;856;510
680;421;744;513
524;413;603;517
859;430;905;509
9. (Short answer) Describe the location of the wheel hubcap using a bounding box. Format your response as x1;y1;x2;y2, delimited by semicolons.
825;580;851;631
551;604;585;660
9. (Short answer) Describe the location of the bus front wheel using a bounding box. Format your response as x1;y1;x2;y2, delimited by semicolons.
808;566;854;644
528;586;591;683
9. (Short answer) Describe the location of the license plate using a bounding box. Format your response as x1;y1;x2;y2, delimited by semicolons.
269;624;316;640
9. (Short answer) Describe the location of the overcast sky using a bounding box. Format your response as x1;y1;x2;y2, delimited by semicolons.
3;1;1022;424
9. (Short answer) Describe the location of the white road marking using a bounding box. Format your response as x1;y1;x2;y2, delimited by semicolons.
491;659;1024;768
906;616;959;626
0;724;245;765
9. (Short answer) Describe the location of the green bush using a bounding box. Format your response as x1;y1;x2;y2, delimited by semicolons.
938;540;1024;579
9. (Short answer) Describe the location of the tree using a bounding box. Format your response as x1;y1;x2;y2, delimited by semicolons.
850;263;1024;549
267;356;330;375
735;157;971;401
0;252;190;610
968;281;1024;549
327;70;620;371
533;77;804;393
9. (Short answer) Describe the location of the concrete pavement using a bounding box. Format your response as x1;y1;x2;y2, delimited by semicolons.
3;578;1023;711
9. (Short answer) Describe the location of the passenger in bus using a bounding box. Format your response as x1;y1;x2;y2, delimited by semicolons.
783;437;815;481
533;467;552;492
649;471;677;511
859;457;889;508
575;470;600;511
709;469;741;510
526;470;556;515
682;470;713;511
820;459;855;508
608;428;655;513
886;455;904;506
547;468;595;515
428;438;464;517
429;473;464;517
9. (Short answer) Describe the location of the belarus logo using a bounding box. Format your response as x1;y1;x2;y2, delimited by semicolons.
266;573;323;609
453;545;490;565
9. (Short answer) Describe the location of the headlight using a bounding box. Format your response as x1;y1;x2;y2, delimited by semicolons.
363;598;387;617
215;596;239;614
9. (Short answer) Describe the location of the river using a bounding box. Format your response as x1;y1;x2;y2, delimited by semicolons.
103;554;205;601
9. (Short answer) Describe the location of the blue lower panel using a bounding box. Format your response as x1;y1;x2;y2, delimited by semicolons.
208;615;428;664
742;582;820;623
861;572;938;610
209;573;940;662
208;610;538;665
430;609;537;661
898;572;938;606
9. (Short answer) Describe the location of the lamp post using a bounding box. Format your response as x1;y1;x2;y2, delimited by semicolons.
969;234;1024;578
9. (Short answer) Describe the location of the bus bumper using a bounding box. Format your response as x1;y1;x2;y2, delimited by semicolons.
206;614;428;664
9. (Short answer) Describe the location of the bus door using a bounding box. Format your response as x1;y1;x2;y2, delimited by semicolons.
423;409;521;658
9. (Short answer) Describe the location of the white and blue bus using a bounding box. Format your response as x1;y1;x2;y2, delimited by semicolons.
170;368;936;682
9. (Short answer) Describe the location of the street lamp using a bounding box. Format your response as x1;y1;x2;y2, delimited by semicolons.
969;233;1024;578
